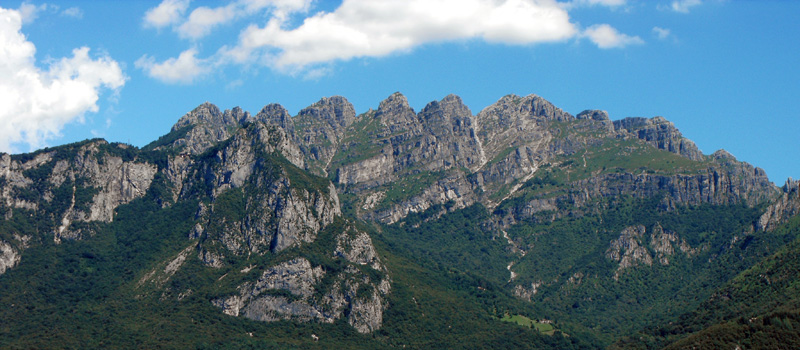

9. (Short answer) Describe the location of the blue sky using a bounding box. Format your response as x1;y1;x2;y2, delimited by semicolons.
1;0;798;183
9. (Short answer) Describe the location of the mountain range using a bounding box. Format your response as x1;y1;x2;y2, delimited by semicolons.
1;92;798;349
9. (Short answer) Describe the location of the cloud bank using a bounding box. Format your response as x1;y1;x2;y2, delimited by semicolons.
140;0;644;83
0;7;126;152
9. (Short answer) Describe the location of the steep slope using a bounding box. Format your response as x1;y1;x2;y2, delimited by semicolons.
610;213;800;349
146;102;250;155
0;115;392;338
0;92;795;349
320;93;777;226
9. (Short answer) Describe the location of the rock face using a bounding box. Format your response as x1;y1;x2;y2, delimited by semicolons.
293;96;356;176
0;141;158;242
212;224;390;334
0;238;23;275
190;122;336;259
757;178;800;231
614;116;704;161
159;102;251;155
606;224;698;279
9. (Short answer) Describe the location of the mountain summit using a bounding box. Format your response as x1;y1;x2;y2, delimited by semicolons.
0;93;796;349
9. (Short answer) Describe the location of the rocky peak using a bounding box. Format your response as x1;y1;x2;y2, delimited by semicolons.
172;102;246;132
576;109;610;121
375;92;419;134
419;94;473;130
521;94;574;122
158;102;250;155
254;103;295;136
225;106;250;125
784;178;799;193
378;92;412;114
476;94;573;131
712;149;736;161
296;96;356;129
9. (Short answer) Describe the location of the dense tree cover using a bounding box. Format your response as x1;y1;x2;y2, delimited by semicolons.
612;215;800;349
379;203;513;286
373;195;800;347
0;157;592;349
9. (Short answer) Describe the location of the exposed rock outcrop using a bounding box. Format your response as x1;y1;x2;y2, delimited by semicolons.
163;102;250;155
213;252;389;333
293;96;356;175
191;123;337;258
614;116;704;161
0;239;21;275
607;224;699;279
756;178;800;231
1;141;157;243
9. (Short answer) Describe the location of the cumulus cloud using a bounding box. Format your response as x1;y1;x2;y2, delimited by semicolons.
0;7;126;152
144;0;311;39
141;0;642;82
135;48;211;84
583;23;643;49
144;0;191;29
652;26;671;40
669;0;702;13
230;0;578;69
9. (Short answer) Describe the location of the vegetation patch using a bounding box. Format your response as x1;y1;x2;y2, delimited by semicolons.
500;314;556;335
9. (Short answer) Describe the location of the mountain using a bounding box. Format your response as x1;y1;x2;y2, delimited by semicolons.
0;92;797;349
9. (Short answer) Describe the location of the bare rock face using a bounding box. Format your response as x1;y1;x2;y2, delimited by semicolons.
213;243;390;333
503;162;777;225
293;96;356;175
0;141;158;243
158;102;250;155
607;224;699;279
192;123;336;258
607;225;653;278
254;103;295;136
333;92;417;189
413;94;483;172
757;178;800;231
614;116;704;161
51;143;158;241
0;239;21;275
334;224;382;270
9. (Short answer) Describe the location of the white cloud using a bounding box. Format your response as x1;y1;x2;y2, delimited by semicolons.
144;0;191;28
670;0;702;13
141;0;643;82
17;2;48;24
231;0;578;69
135;48;210;84
0;7;126;153
583;23;643;48
145;0;311;39
61;7;83;19
565;0;627;8
177;4;238;39
652;26;671;40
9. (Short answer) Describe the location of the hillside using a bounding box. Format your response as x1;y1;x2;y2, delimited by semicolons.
0;92;796;349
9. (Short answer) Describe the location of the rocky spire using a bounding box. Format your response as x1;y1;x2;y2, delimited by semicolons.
254;103;295;136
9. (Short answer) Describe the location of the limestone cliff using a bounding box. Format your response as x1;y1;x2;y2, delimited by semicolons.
756;178;800;231
0;141;157;243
